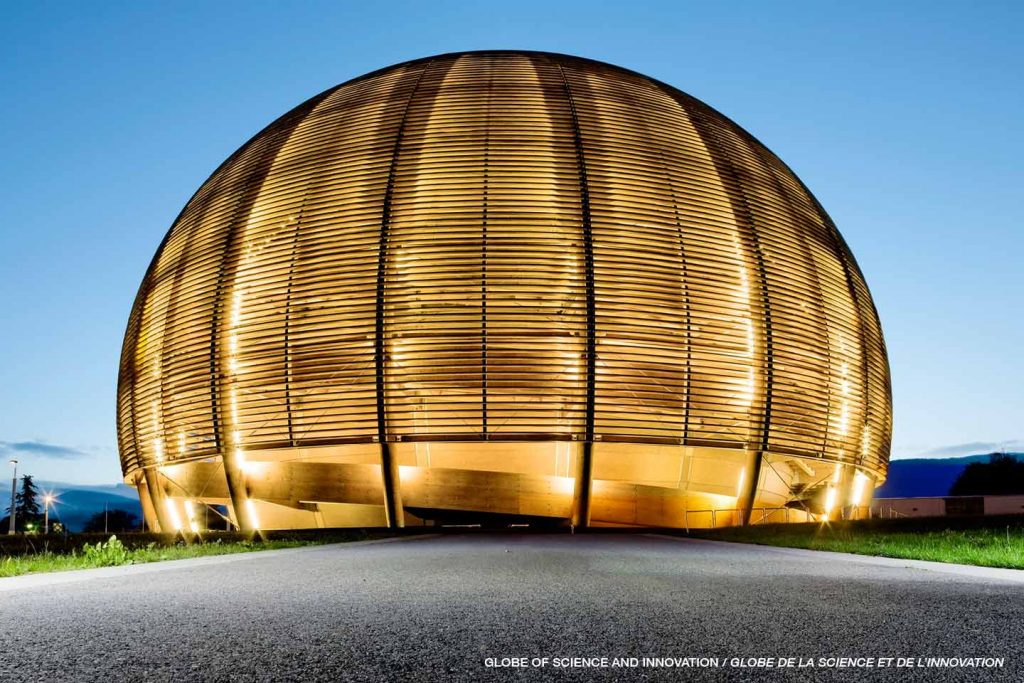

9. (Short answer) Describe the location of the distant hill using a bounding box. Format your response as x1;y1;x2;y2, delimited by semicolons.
876;453;1024;498
37;481;142;532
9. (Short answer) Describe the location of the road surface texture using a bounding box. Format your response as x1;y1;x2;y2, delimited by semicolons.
0;533;1020;682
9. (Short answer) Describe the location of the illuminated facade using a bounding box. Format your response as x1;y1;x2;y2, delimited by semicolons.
117;51;891;532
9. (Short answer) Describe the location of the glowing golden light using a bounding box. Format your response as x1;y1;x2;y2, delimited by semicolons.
164;499;183;532
183;499;200;533
553;475;576;496
851;471;870;507
823;487;837;520
240;460;268;476
245;499;260;530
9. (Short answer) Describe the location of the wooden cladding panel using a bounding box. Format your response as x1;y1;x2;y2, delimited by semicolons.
118;51;891;484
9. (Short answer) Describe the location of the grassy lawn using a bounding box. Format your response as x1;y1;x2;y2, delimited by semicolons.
690;517;1024;569
0;529;384;578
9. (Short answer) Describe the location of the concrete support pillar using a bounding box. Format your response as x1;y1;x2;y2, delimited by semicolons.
136;473;160;533
379;442;404;529
738;450;764;526
143;467;174;532
571;441;594;528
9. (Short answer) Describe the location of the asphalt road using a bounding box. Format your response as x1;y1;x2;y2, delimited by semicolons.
0;533;1020;682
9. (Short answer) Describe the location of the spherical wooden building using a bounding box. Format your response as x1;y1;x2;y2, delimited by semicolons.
118;51;891;532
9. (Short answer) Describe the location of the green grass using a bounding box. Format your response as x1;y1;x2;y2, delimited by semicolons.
0;537;312;578
692;520;1024;569
0;532;376;578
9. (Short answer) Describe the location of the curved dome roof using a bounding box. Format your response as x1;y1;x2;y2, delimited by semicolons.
118;51;891;485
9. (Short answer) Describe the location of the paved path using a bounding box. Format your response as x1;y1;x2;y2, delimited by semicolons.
0;534;1020;681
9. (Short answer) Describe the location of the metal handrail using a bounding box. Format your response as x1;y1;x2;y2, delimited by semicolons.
684;505;824;530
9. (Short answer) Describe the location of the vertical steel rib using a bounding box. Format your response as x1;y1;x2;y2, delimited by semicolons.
281;195;312;449
556;61;597;527
785;168;877;472
680;99;774;525
207;100;328;531
741;141;836;461
375;62;432;528
209;186;265;532
481;61;493;438
619;78;694;445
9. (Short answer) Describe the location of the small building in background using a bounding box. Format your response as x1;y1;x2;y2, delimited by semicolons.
872;495;1024;519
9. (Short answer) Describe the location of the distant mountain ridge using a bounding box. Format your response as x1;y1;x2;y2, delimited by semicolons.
38;481;137;499
876;452;1024;498
36;480;142;532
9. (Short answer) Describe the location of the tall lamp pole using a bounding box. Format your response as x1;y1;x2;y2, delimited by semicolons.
44;494;54;534
7;459;17;535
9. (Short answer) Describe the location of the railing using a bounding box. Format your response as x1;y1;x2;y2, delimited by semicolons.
870;506;909;519
681;505;876;531
683;507;803;531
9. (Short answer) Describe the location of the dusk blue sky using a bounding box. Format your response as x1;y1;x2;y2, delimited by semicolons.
1;1;1021;484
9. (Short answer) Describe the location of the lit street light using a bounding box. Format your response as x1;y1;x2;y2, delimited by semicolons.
44;493;55;534
7;459;16;535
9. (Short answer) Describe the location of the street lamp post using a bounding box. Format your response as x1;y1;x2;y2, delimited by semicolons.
7;459;17;535
44;494;54;534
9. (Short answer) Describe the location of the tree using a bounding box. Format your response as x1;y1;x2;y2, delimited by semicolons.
3;475;43;532
83;508;139;533
950;453;1024;496
15;475;41;520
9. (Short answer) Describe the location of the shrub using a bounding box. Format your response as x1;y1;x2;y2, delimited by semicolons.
82;535;132;567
